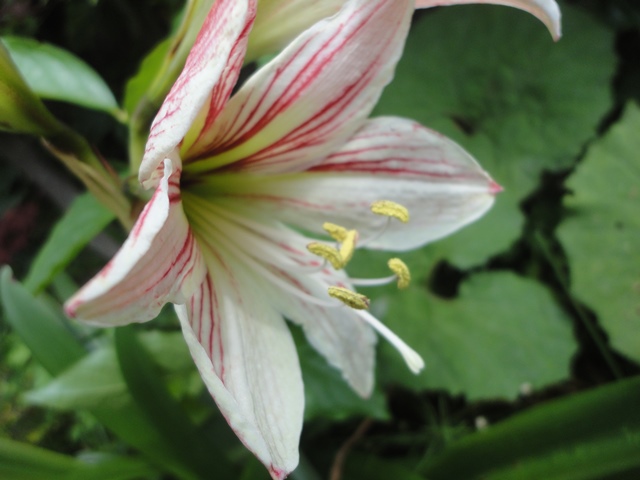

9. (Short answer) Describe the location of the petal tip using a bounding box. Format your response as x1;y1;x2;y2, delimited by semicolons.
489;180;504;195
269;465;289;480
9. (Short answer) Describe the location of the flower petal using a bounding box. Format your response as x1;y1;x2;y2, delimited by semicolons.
415;0;561;40
65;159;206;326
183;0;414;175
183;193;377;396
270;268;377;397
201;117;498;251
176;261;303;480
140;0;257;189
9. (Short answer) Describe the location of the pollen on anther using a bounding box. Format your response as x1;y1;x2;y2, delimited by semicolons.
338;230;358;266
307;242;343;269
371;200;410;223
388;258;411;289
323;222;349;242
327;286;370;310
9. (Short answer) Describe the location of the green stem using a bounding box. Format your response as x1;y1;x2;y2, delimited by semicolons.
533;231;622;379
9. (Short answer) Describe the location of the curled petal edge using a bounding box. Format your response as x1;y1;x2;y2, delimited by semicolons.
415;0;562;40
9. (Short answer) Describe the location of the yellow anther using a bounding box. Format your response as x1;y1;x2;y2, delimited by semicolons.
388;258;411;290
307;243;343;269
371;200;410;223
338;229;358;266
327;286;370;310
323;222;349;242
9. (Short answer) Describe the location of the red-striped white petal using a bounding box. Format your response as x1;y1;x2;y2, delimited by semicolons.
140;0;257;189
208;117;499;251
65;159;207;326
415;0;561;40
176;262;303;480
269;266;377;397
182;194;377;396
183;0;414;175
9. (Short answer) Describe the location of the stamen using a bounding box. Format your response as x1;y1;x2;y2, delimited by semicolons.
371;200;410;223
388;258;411;289
323;222;349;242
328;286;370;310
357;310;425;374
338;230;358;266
307;243;343;269
350;274;398;288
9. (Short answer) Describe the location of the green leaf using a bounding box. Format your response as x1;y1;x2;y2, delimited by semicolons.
421;376;640;480
0;436;76;480
378;272;577;399
138;330;194;373
0;269;211;479
123;38;170;116
557;103;640;363
115;326;236;480
344;454;425;480
0;438;158;480
0;266;86;375
1;36;121;118
0;40;62;135
375;4;615;267
25;346;128;410
24;193;115;294
295;332;389;421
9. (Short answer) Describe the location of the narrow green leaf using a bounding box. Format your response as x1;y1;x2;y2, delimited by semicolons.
0;437;76;480
115;326;236;479
421;376;640;479
123;38;170;116
0;438;158;480
0;266;85;375
1;36;121;117
25;347;128;410
485;433;640;480
24;193;115;294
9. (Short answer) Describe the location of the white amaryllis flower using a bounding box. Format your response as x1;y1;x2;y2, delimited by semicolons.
64;0;551;477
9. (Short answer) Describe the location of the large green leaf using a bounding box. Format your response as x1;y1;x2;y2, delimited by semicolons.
1;36;121;118
378;272;576;399
557;103;640;363
23;193;115;294
375;4;614;267
421;376;640;479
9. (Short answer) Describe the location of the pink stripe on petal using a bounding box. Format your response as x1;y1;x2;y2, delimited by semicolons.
184;0;414;175
140;0;257;189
